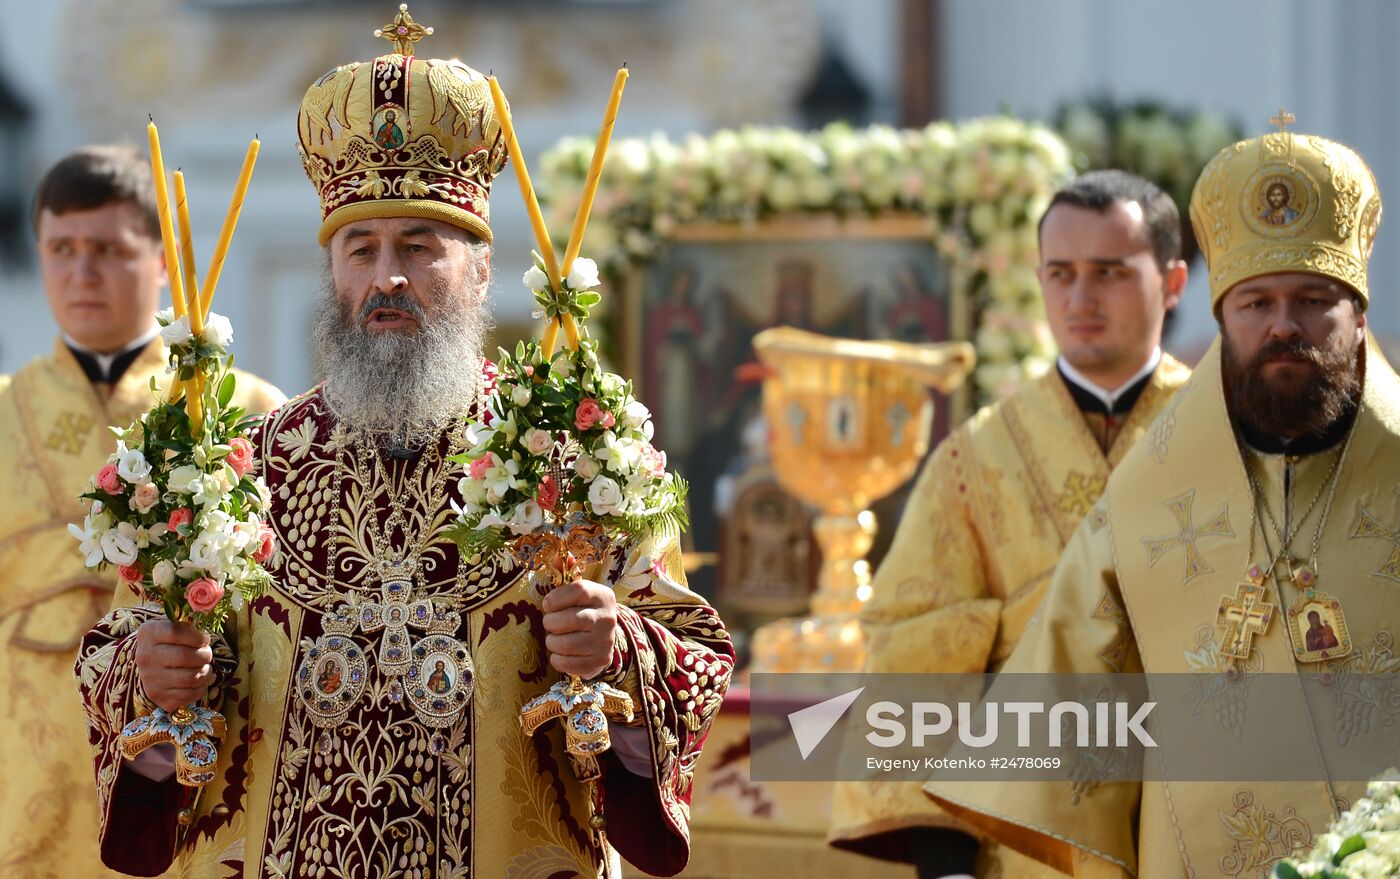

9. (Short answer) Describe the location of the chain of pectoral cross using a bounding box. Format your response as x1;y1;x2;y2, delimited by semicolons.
336;425;467;590
1243;438;1348;583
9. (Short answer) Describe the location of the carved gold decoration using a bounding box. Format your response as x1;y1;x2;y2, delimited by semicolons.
747;328;975;672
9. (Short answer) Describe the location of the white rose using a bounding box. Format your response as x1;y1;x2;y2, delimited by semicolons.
202;313;234;348
621;399;651;429
100;522;140;566
566;257;600;290
522;264;549;292
156;307;175;326
116;447;151;483
573;454;601;480
551;354;574;379
587;476;625;517
160;315;193;347
511;384;532;407
151;560;176;588
507;500;544;536
522;428;553;456
188;530;228;574
168;464;202;494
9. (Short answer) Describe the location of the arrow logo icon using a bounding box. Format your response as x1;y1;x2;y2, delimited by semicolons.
787;687;864;760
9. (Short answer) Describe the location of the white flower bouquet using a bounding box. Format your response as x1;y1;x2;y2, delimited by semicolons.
71;309;276;632
1273;772;1400;878
448;256;687;557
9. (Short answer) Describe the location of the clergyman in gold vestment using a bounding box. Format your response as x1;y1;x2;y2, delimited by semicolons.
0;146;284;877
73;12;734;878
829;171;1191;877
927;122;1400;877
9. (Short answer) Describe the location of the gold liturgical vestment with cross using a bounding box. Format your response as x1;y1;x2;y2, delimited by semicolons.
0;340;283;878
828;356;1190;872
927;337;1400;878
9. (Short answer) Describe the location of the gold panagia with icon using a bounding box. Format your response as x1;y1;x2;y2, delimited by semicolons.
1189;110;1382;306
297;4;506;244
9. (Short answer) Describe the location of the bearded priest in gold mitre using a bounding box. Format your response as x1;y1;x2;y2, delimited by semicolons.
0;145;284;878
926;117;1399;877
72;7;733;879
828;169;1191;877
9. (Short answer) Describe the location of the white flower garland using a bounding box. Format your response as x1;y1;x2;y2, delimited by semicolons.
538;119;1075;401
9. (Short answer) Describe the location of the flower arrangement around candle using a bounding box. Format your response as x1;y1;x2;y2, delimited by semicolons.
538;118;1075;402
70;313;275;632
447;254;688;559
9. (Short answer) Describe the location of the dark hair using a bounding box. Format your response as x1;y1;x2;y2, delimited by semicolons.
1037;169;1181;270
31;145;160;240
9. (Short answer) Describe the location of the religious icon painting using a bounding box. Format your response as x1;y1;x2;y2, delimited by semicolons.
1286;588;1353;663
373;105;408;151
1242;164;1319;237
296;632;370;729
405;633;475;728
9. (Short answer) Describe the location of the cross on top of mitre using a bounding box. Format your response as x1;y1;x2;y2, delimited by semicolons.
1270;107;1297;134
374;4;434;56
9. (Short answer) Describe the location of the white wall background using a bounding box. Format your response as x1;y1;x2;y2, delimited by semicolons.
6;0;1398;387
942;0;1400;351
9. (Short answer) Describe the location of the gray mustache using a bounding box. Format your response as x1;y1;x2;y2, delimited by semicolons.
358;293;426;324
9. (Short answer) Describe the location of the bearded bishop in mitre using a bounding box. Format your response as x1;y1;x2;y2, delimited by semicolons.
925;119;1400;876
74;8;733;878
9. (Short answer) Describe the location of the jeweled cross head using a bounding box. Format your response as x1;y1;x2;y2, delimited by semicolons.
374;3;434;56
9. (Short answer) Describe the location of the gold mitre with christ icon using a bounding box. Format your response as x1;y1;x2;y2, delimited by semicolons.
1189;109;1382;308
297;4;506;245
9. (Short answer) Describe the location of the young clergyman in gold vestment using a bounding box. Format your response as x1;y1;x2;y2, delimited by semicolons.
926;120;1398;877
828;171;1191;877
73;9;733;878
0;146;284;877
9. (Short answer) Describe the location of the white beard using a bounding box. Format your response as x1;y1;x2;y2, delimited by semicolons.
313;269;492;445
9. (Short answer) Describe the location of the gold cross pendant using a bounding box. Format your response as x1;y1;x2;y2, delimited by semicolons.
1216;567;1276;660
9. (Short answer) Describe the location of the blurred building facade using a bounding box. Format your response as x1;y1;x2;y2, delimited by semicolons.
3;0;1397;383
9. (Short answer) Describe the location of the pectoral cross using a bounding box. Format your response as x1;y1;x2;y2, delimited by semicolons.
357;572;434;679
1216;579;1275;660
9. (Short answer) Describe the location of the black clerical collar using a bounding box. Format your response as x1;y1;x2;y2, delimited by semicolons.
1236;399;1359;456
64;327;159;386
1057;351;1159;418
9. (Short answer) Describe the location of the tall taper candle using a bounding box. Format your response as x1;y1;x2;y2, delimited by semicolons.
199;136;260;318
146;118;188;320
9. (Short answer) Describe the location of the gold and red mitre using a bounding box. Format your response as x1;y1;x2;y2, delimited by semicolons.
297;4;505;245
1189;110;1382;309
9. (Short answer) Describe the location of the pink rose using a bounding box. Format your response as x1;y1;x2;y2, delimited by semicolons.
118;564;143;584
640;442;667;479
575;398;606;431
226;437;255;478
252;525;277;564
468;454;494;480
168;507;194;534
96;464;123;495
600;410;616;430
537;475;560;512
131;481;161;514
185;578;224;613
